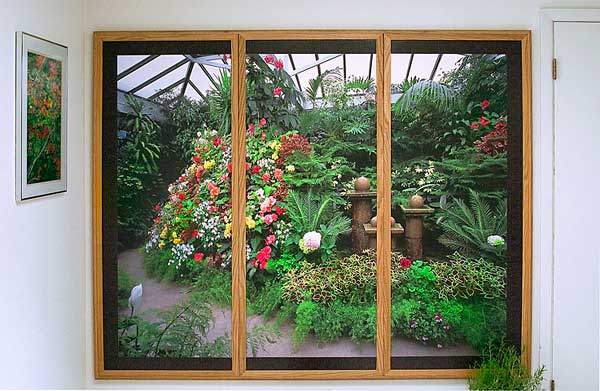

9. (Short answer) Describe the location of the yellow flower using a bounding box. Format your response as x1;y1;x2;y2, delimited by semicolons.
175;217;180;223
172;231;178;239
224;223;232;238
204;159;215;170
158;241;165;248
160;228;168;239
272;152;279;160
286;165;295;172
246;217;256;229
173;238;182;245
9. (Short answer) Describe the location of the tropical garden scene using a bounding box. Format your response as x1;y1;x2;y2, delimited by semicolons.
115;49;509;360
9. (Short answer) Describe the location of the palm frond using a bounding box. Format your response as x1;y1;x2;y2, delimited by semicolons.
393;79;457;114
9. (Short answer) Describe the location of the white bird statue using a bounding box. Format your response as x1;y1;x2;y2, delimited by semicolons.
128;283;143;315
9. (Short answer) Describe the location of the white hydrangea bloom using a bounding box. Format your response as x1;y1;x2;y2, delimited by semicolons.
487;235;505;247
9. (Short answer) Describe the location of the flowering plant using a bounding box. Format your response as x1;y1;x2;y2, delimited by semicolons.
145;119;312;280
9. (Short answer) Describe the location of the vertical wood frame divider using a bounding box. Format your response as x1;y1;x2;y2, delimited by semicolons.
93;30;532;380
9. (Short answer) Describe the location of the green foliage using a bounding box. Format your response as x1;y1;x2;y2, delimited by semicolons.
438;190;507;264
247;324;281;357
246;55;303;130
192;268;232;308
469;344;545;391
118;290;230;358
459;299;506;352
432;253;506;301
292;300;318;350
393;79;458;114
117;268;136;310
247;279;284;318
123;94;161;172
206;70;231;133
283;189;351;263
266;253;298;275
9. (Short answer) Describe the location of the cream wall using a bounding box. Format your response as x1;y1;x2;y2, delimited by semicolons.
0;0;86;388
78;0;593;390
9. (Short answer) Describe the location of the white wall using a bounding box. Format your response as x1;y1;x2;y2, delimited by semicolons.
78;0;598;390
0;0;86;388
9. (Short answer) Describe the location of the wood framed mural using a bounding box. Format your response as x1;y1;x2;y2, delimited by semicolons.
16;32;68;201
93;30;531;380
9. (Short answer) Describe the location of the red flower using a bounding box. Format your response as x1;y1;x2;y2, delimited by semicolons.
178;193;186;200
154;204;161;211
399;257;411;269
248;123;255;134
275;205;286;215
245;162;250;171
154;216;161;223
266;235;276;245
434;314;443;323
194;253;205;263
261;132;266;141
262;173;271;183
208;206;215;213
481;99;490;111
222;54;229;61
273;87;282;96
213;137;222;147
480;116;489;127
192;230;199;238
274;168;283;180
179;176;186;183
274;59;284;69
193;156;201;163
251;165;261;175
264;55;275;64
227;162;232;173
259;118;267;127
470;123;480;130
255;246;272;269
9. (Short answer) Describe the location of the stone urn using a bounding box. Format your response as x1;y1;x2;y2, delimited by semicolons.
370;215;396;227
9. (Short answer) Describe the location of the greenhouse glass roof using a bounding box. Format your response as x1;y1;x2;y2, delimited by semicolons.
116;53;465;105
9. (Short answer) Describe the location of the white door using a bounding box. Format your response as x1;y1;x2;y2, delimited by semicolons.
553;21;600;391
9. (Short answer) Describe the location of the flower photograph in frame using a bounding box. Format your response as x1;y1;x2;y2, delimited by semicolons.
16;32;68;201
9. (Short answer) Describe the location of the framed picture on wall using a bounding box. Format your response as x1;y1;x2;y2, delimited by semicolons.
93;30;531;379
16;32;68;201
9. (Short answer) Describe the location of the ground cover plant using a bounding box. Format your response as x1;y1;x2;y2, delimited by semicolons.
118;52;510;358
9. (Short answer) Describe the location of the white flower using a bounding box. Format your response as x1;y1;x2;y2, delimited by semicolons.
128;284;143;314
300;231;321;253
487;235;505;247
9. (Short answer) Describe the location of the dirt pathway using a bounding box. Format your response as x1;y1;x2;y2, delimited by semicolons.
118;249;477;357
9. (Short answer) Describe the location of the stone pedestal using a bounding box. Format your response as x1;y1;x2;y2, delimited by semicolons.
400;203;434;260
363;223;405;250
346;177;376;251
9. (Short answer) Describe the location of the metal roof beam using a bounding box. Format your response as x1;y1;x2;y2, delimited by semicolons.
185;54;230;70
289;54;342;76
148;77;186;101
404;53;414;81
429;54;443;80
117;55;159;81
180;62;194;98
128;58;188;94
287;54;302;91
188;79;207;101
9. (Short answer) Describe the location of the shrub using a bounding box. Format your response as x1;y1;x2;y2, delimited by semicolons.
438;190;507;264
459;299;506;352
469;344;545;391
292;300;318;350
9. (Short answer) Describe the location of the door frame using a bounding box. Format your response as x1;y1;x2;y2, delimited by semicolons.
539;9;600;389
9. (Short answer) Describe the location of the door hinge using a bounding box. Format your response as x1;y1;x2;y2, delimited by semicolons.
551;379;555;391
552;58;557;80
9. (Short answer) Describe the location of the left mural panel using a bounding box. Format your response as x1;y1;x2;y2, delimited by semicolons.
102;40;233;370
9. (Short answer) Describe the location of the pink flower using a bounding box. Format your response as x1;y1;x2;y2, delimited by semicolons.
248;123;255;134
262;173;271;183
274;59;284;69
481;99;490;111
470;123;480;130
264;55;275;64
259;118;267;127
480;116;489;126
154;204;161;211
260;196;277;214
274;168;283;180
273;87;282;96
266;235;276;245
264;213;278;225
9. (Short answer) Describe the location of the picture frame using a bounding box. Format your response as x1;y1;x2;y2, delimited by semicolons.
16;32;68;201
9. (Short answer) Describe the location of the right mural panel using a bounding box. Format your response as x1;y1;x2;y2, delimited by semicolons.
389;40;522;369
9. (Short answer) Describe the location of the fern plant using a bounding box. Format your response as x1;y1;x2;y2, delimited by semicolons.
438;190;507;264
393;79;458;114
283;189;351;263
206;69;231;133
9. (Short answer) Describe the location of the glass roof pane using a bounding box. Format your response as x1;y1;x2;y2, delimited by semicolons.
117;55;186;92
184;83;202;101
408;54;439;80
135;64;188;99
433;54;464;80
117;55;150;74
190;64;212;95
390;53;412;84
345;54;371;80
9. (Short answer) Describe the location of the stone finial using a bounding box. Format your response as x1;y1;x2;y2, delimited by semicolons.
354;176;371;192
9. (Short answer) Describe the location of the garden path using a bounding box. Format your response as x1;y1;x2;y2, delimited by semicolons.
119;249;477;357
